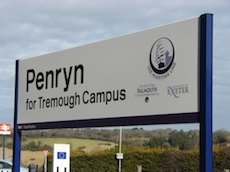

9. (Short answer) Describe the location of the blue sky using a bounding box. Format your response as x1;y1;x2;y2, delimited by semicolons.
0;0;229;131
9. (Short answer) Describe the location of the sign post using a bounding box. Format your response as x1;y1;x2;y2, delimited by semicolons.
2;135;5;159
199;14;213;172
116;127;123;172
43;150;48;172
12;60;21;172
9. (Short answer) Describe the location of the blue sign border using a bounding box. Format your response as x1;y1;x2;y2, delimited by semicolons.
12;14;213;172
17;113;199;130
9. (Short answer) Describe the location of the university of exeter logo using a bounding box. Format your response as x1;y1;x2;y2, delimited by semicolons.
148;37;176;79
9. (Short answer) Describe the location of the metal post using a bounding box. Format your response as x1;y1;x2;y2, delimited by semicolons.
137;165;142;172
118;126;122;172
2;135;5;159
44;154;47;172
199;14;213;172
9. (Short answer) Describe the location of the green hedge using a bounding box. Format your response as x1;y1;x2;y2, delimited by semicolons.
214;146;230;171
48;146;230;172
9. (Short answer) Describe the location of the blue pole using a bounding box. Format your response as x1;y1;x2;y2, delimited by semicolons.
199;14;213;172
12;59;21;172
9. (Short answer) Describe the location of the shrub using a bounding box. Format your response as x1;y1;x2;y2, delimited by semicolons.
47;146;230;171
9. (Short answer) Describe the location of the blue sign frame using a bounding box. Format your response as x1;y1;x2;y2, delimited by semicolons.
12;14;213;172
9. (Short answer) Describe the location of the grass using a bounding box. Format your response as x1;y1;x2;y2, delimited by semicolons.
22;137;116;153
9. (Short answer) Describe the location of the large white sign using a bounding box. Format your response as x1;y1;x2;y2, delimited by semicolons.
18;17;199;124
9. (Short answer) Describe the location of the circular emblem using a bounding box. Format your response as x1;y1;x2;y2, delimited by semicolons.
149;37;175;75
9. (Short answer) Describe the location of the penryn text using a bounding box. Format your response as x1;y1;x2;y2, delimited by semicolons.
26;64;84;92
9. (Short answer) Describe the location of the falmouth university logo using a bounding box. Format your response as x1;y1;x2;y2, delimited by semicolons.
148;37;176;79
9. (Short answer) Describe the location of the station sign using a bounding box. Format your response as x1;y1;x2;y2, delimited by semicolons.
17;17;199;126
0;123;11;135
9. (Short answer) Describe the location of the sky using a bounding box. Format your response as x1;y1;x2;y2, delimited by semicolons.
0;0;229;131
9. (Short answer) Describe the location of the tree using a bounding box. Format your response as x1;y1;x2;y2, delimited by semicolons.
214;130;230;144
148;136;168;148
168;130;198;150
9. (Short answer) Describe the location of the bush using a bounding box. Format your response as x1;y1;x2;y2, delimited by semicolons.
47;146;230;172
